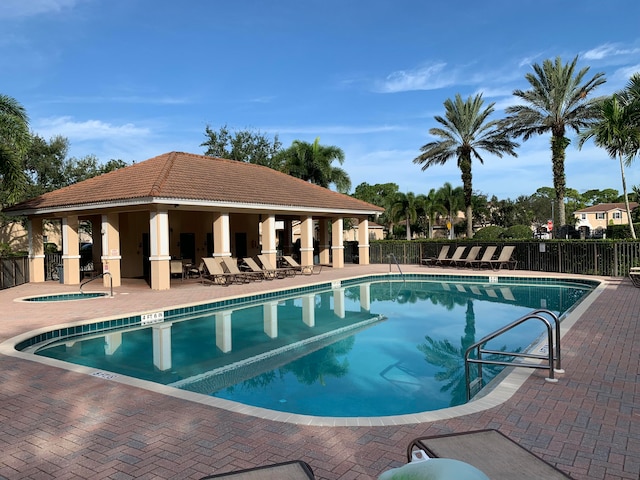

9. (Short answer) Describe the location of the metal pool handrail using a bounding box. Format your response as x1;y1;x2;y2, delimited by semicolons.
387;253;404;279
464;308;562;401
80;272;113;297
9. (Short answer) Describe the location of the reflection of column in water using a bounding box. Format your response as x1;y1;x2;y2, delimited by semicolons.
152;323;172;371
360;282;371;311
263;301;278;338
215;311;232;353
104;332;122;355
333;287;345;319
302;294;315;327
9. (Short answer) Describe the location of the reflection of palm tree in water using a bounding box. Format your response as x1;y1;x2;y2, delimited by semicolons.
418;299;511;405
284;336;354;386
417;299;477;405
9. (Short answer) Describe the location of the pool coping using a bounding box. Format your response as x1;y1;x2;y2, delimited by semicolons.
0;272;607;427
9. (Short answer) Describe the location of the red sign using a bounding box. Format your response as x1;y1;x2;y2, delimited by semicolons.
547;220;553;231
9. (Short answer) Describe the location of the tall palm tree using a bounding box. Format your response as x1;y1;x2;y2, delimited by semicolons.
579;94;640;239
414;93;518;238
0;94;30;204
389;191;420;240
436;182;464;239
281;137;351;193
502;56;606;229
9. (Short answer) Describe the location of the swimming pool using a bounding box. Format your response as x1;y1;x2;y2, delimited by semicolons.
18;292;110;302
23;274;596;418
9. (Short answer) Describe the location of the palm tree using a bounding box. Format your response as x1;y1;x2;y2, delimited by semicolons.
418;188;446;238
280;137;351;193
0;94;30;204
436;182;464;239
389;191;420;240
503;56;606;229
579;93;640;239
414;93;518;238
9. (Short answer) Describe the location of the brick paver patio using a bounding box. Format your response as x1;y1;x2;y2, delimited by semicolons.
0;265;638;479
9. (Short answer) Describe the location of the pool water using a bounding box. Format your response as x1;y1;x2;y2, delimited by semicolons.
22;292;109;302
33;277;593;417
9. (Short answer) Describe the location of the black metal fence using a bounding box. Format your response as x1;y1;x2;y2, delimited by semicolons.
0;255;29;290
369;240;640;277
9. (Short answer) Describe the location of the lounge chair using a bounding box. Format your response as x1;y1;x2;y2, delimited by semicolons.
406;429;573;479
421;245;450;266
482;245;516;270
438;246;466;267
201;460;315;479
466;245;497;269
201;257;234;285
629;267;640;287
242;257;277;280
281;255;322;275
450;246;482;267
220;257;260;282
257;254;296;277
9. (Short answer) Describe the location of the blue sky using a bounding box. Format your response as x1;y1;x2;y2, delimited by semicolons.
2;0;640;200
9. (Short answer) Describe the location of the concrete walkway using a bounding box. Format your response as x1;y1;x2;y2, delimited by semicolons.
0;265;638;479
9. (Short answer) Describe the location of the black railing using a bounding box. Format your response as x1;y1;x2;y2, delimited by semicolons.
369;240;640;277
0;255;29;290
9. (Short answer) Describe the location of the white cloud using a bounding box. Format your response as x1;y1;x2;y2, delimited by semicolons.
264;125;403;136
33;116;150;142
374;63;455;93
0;0;86;18
583;43;640;61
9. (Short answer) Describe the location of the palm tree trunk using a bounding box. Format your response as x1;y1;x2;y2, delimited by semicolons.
405;216;411;241
551;135;570;227
619;153;637;239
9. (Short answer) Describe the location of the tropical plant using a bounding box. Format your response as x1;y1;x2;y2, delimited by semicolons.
279;137;351;193
0;94;30;204
579;90;640;239
201;124;283;169
418;188;446;238
473;225;505;240
414;93;518;238
436;183;464;239
389;191;421;240
502;56;606;229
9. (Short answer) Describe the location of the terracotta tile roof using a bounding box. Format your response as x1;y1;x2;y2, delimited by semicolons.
574;202;639;213
5;152;384;215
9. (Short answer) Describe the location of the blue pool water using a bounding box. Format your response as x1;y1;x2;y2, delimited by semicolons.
31;276;594;417
22;292;109;302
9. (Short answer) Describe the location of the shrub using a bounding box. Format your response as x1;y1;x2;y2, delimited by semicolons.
502;225;533;239
473;226;505;240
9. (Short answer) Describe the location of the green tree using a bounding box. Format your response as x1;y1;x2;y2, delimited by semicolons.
352;182;398;230
418;188;446;238
414;93;518;238
389;191;420;240
0;94;30;204
201;124;283;169
436;182;464;239
579;93;640;239
279;137;351;193
581;188;619;206
503;56;606;228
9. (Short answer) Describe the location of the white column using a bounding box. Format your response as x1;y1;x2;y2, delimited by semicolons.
261;214;277;267
360;283;371;311
357;218;370;265
331;217;344;268
333;287;345;318
300;215;314;267
263;301;278;338
213;212;231;258
149;209;171;290
215;311;232;352
101;213;122;287
302;294;315;327
152;323;172;371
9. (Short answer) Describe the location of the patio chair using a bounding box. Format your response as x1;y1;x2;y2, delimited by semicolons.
170;259;184;280
450;246;482;267
629;267;640;287
466;245;497;269
241;257;277;280
421;245;449;266
482;245;516;270
200;460;315;479
257;254;296;277
405;429;573;479
281;255;322;275
220;257;259;282
438;246;466;267
201;257;234;286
